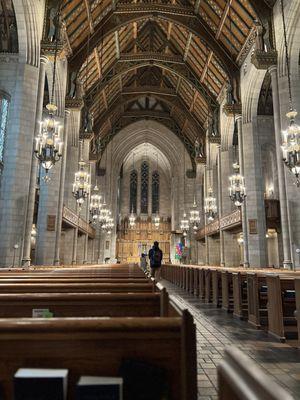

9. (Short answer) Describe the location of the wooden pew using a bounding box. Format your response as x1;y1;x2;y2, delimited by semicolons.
212;269;222;307
266;274;297;342
0;292;164;318
0;282;155;294
204;268;212;303
0;278;149;284
218;347;293;400
232;272;248;320
246;273;268;329
221;271;234;312
0;314;197;400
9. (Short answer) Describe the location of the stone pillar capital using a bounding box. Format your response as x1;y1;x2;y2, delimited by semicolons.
40;55;49;65
268;65;277;75
64;108;71;117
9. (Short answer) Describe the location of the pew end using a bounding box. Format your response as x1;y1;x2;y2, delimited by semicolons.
217;347;294;400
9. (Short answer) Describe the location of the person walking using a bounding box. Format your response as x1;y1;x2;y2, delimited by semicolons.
148;241;163;281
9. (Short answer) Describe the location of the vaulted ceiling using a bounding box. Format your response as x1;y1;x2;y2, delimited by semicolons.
61;0;273;155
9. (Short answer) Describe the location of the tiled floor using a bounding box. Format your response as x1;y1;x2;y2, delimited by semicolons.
161;280;300;400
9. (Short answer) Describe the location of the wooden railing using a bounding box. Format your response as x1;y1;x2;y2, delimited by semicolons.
62;206;96;238
196;209;241;240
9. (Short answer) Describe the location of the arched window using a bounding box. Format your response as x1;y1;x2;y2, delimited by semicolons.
152;170;159;214
0;93;10;173
129;169;137;213
141;161;149;213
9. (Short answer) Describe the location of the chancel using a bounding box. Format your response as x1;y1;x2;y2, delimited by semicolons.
0;0;300;399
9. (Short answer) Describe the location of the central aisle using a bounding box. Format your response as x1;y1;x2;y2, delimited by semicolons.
161;280;300;400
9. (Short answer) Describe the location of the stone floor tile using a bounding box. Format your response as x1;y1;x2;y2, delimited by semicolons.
161;280;300;400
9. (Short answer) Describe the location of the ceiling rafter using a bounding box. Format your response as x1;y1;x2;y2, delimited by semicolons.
68;4;239;76
183;32;192;62
115;31;120;59
85;52;218;109
93;88;205;135
83;0;94;34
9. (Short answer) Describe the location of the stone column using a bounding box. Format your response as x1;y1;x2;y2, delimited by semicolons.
237;116;250;267
22;56;48;266
53;109;70;265
269;65;293;269
217;145;225;266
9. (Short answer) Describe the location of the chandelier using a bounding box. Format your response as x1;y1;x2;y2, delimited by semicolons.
72;160;90;210
282;110;300;186
89;185;102;222
189;197;200;232
153;212;160;229
180;212;189;237
35;105;63;178
204;188;217;222
280;0;300;187
229;163;246;206
129;208;136;228
34;29;63;180
103;216;114;234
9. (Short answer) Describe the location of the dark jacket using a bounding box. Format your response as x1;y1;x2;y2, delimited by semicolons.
149;246;163;268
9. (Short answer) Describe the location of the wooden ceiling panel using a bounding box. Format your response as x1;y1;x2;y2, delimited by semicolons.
62;0;259;144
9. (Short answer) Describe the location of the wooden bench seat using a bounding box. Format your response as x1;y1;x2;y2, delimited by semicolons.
212;269;222;307
232;272;248;320
0;313;196;400
0;282;155;294
218;347;293;400
221;271;234;312
0;278;149;284
247;273;268;329
0;292;164;318
266;275;297;342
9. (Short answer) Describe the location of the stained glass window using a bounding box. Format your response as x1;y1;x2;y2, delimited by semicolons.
152;170;159;214
0;95;9;170
129;169;137;213
141;161;149;214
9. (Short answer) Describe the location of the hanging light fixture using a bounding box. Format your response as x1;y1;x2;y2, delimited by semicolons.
204;138;217;222
89;185;102;222
72;141;91;210
204;187;217;222
153;212;160;229
129;207;136;228
180;143;189;236
189;197;201;232
280;0;300;187
128;152;136;228
34;27;63;180
229;162;246;207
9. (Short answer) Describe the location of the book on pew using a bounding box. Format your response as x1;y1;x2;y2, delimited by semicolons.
32;309;54;318
14;368;68;400
76;376;123;400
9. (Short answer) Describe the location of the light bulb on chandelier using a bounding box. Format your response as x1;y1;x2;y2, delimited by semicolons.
204;188;217;222
229;163;246;206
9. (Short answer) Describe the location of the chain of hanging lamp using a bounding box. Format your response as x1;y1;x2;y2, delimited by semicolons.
280;0;300;186
228;3;246;206
34;10;63;181
180;146;189;236
72;140;91;210
204;45;218;222
189;142;201;232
